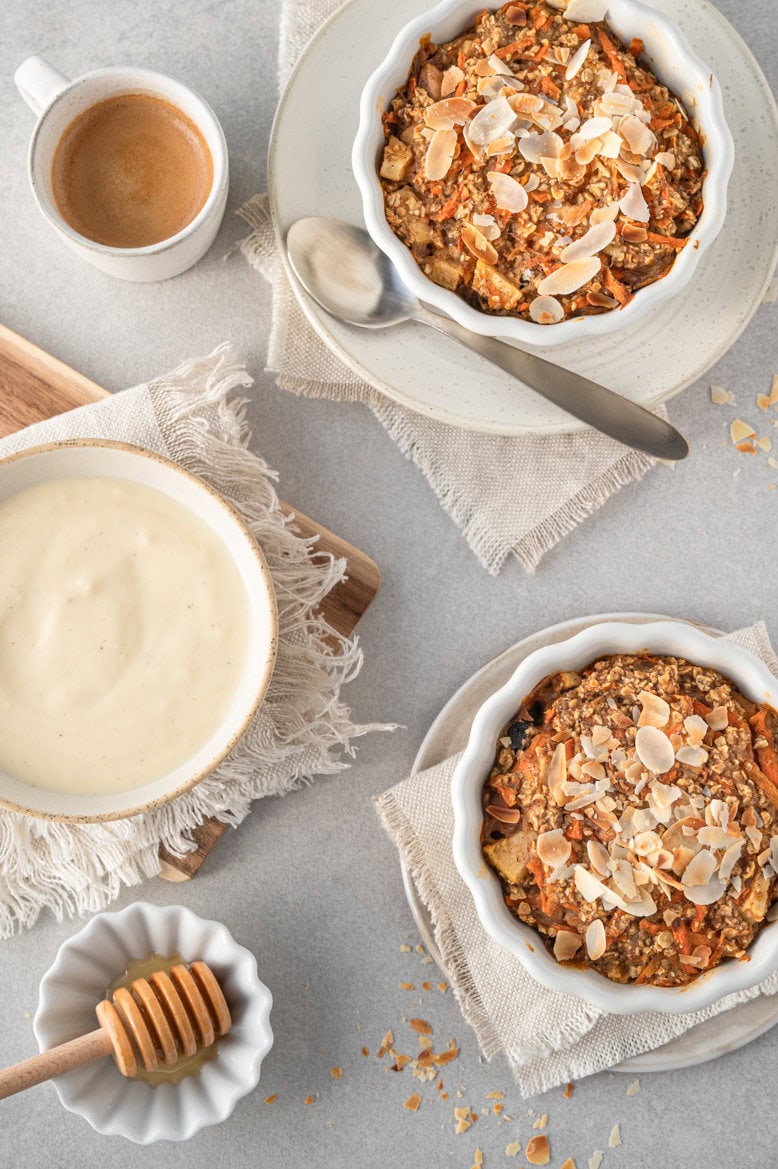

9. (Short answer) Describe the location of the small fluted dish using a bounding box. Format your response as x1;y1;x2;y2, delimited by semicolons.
451;620;778;1013
34;902;273;1143
353;0;735;348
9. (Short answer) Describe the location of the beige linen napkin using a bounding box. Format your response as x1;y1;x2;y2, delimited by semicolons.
375;623;778;1096
237;0;665;574
0;344;386;936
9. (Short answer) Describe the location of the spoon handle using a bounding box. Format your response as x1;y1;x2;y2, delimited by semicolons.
415;307;688;461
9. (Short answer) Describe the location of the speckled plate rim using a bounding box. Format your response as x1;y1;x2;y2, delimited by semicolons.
0;440;278;823
268;0;778;436
400;611;778;1074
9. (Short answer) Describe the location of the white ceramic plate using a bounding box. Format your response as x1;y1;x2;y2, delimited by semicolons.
401;612;778;1072
268;0;778;436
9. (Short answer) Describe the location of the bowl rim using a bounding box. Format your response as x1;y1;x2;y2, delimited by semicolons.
451;618;778;1013
352;0;736;349
0;439;278;823
33;901;274;1143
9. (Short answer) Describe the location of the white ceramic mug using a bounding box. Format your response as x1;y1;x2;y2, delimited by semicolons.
14;55;229;282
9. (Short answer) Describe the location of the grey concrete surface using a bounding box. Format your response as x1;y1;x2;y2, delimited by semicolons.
0;1;776;1166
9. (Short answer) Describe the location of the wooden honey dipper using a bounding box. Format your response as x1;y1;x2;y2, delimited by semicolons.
0;961;231;1100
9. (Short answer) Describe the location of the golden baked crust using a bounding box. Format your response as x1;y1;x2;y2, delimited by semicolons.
480;654;778;986
379;1;705;324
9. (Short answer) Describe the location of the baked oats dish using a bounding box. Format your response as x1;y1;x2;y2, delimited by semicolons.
379;0;705;324
480;654;778;986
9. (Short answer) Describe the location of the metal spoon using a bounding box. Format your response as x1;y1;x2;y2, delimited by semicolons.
286;216;689;461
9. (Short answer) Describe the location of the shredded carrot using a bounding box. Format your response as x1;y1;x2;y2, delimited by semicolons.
491;781;517;807
635;956;662;985
566;819;583;841
628;37;644;57
571;24;590;39
603;267;631;306
540;75;560;99
645;231;688;250
494;36;535;58
457;48;466;71
650;115;678;132
751;711;778;787
597;28;626;80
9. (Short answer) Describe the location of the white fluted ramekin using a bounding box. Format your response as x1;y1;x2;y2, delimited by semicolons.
34;902;274;1142
353;0;734;348
451;620;778;1013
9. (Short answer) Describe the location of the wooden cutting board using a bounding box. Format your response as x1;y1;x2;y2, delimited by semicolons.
0;323;381;880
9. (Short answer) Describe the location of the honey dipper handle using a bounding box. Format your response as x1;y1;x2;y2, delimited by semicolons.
0;1027;113;1100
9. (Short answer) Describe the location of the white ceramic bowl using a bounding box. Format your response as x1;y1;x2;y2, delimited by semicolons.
34;902;273;1143
451;620;778;1013
0;440;278;822
353;0;734;349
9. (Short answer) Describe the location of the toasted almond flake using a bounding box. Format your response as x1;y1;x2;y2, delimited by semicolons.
565;38;591;81
438;981;448;992
704;705;729;731
510;92;545;115
469;96;518;146
440;65;465;97
626;1079;641;1096
577;115;612;142
424;128;457;181
538;256;601;296
264;1093;277;1104
526;1135;551;1165
710;384;732;405
697;826;732;849
472;212;501;241
519;129;563;164
506;1142;523;1157
561;1161;577;1169
621;113;654;155
676;744;708;767
608;1124;621;1148
588;839;611;875
486;133;517;155
585;918;607;960
637;690;671;728
565;0;607;18
758;435;773;452
538;828;572;867
329;1066;343;1080
575;864;628;909
403;1093;422;1112
377;1029;394;1057
684;875;727;905
655;150;676;168
590;201;620;226
529;294;565;324
554;929;582;961
731;418;756;445
304;1095;316;1105
487;170;529;213
619;181;650;222
719;839;744;880
561;220;616;262
424;97;477;131
410;1018;432;1035
634;725;675;773
683;714;709;743
545;740;568;796
533;1113;548;1130
399;943;411;952
461;223;499;265
588;1153;604;1169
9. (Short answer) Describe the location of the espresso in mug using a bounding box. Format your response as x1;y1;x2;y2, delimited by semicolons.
51;92;213;249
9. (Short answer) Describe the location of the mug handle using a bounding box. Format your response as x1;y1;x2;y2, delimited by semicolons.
14;55;71;117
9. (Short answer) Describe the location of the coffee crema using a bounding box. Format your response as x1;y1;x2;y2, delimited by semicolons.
51;92;213;249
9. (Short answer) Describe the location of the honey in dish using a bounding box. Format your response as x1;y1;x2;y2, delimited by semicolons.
51;93;213;248
107;954;219;1085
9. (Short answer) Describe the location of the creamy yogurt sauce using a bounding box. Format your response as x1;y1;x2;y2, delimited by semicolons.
0;476;250;795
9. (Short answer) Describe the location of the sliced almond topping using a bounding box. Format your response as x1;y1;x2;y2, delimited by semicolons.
403;1093;422;1112
440;65;465;97
545;741;568;796
424;128;457;181
705;705;729;731
526;1134;551;1165
424;97;477;130
682;849;717;887
461;223;499;265
718;839;744;880
619;181;650;222
561;220;616;263
553;929;582;961
472;212;501;240
634;725;675;774
637;690;670;728
487;170;528;213
509;92;545;115
518;129;563;164
675;744;708;767
529;295;564;324
585;918;607;960
565;38;591;82
730;418;756;445
575;865;628;910
538;256;601;296
655;149;676;168
537;828;572;868
683;714;709;743
468;96;518;146
506;1142;523;1158
587;839;611;875
710;385;732;406
590;201;620;225
564;0;607;19
485;804;521;823
621;114;655;155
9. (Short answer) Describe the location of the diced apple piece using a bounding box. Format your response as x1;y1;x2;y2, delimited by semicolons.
380;135;415;182
471;260;522;311
425;252;462;290
483;828;531;887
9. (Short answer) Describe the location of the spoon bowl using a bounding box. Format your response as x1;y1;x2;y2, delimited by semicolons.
286;215;689;461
